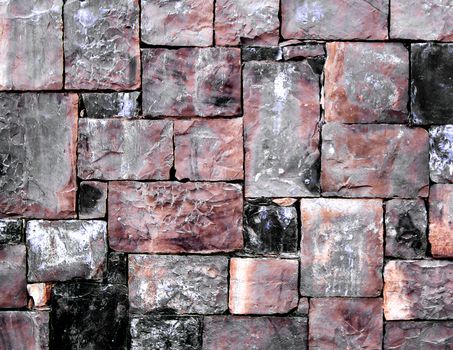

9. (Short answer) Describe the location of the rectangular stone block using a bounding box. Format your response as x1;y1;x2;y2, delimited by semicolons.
0;245;27;308
108;181;243;253
78;119;173;180
78;181;107;219
244;61;320;197
142;48;241;117
430;126;453;184
82;92;140;119
242;47;283;62
429;184;453;258
0;219;23;244
300;199;383;297
321;123;429;198
128;255;228;314
282;43;325;60
105;252;127;285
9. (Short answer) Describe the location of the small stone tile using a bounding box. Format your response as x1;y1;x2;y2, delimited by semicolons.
282;44;325;60
429;184;453;258
242;47;283;62
82;92;141;119
430;125;453;184
78;181;107;219
295;298;309;316
27;283;52;309
105;252;127;285
0;311;49;349
0;219;23;244
0;244;27;308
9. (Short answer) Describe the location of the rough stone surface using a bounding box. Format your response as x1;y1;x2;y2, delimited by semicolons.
430;126;453;184
229;258;298;314
0;244;27;308
106;252;127;285
174;119;243;181
215;0;279;46
51;282;128;350
321;123;429;198
429;184;453;258
325;42;408;123
141;0;212;46
281;0;388;40
282;44;325;60
142;48;241;117
309;298;383;349
26;220;107;282
242;47;283;62
203;316;308;350
0;219;23;244
128;255;228;314
0;93;78;218
295;298;309;316
385;199;427;259
244;61;320;197
27;283;52;309
108;181;243;253
78;119;173;180
384;260;453;320
300;199;383;297
411;43;453;125
82;92;140;119
64;0;140;90
78;181;107;219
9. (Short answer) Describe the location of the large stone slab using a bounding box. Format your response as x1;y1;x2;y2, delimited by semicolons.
300;199;383;297
0;93;77;218
244;61;320;197
78;181;107;219
0;245;27;308
429;184;453;258
0;219;23;244
430;126;453;184
321;124;429;198
108;181;243;253
82;92;140;119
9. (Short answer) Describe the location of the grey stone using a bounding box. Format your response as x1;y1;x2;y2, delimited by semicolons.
106;252;127;285
78;181;107;219
0;219;23;244
430;125;453;184
82;92;140;118
242;47;283;62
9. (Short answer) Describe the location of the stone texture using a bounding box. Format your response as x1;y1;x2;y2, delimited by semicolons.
215;0;279;46
229;258;298;314
26;220;107;282
295;298;309;316
0;244;27;308
78;181;107;219
108;181;243;253
411;43;453;125
51;282;128;350
282;43;325;60
384;260;453;320
385;199;427;259
64;0;140;90
130;316;201;350
309;298;383;349
78;119;173;180
429;184;453;258
244;61;320;197
203;316;308;350
27;283;52;309
321;123;429;198
174;119;243;181
430;126;453;184
0;0;63;90
142;48;241;117
105;252;127;285
300;199;383;297
242;47;283;62
128;255;228;314
0;93;78;218
141;0;213;46
0;219;23;244
281;0;388;40
325;42;409;123
82;92;140;119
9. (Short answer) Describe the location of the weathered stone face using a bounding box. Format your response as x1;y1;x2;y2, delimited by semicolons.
300;199;383;297
296;298;309;316
385;199;427;259
321;124;429;198
0;93;78;219
429;185;453;258
384;260;453;320
174;119;243;181
64;0;140;90
430;126;453;184
0;244;27;308
229;258;298;314
26;220;107;282
78;119;173;180
203;316;307;350
141;0;212;46
0;219;23;244
27;283;52;309
411;43;453;125
128;255;228;314
82;92;141;119
142;48;241;117
281;0;388;40
243;61;320;197
105;252;127;285
78;181;107;220
309;298;383;349
108;181;243;253
282;43;325;60
242;47;283;62
325;42;408;123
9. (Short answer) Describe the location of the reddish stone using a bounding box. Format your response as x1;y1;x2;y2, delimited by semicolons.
27;283;52;309
174;119;243;181
0;311;49;349
300;199;383;297
78;119;173;180
282;44;325;60
321;124;429;198
429;185;453;258
384;260;453;320
229;258;298;314
142;48;241;117
108;181;243;253
325;42;409;123
78;181;108;219
0;245;27;308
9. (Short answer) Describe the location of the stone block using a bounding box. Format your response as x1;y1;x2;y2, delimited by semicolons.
78;181;107;219
0;244;27;308
105;252;127;285
0;219;23;244
430;126;453;184
82;92;140;119
429;184;453;258
282;43;325;60
242;47;283;61
27;283;52;309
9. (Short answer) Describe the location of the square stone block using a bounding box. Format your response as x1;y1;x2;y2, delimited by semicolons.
0;245;27;308
0;219;23;244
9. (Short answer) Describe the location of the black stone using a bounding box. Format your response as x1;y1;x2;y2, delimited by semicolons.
242;47;282;62
79;182;102;214
82;92;140;119
0;219;22;244
395;213;424;251
307;56;326;75
106;252;127;285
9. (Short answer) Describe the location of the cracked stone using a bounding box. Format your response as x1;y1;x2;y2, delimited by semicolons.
430;126;453;184
429;184;453;258
105;252;127;285
0;244;27;308
78;181;107;220
0;219;23;244
282;43;325;60
82;92;140;119
242;47;283;62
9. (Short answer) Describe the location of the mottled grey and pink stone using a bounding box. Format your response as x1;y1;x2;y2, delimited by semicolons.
429;184;453;258
128;255;228;314
325;42;409;123
296;298;309;316
108;181;243;253
300;199;383;297
0;93;78;219
321;124;429;198
142;48;241;117
244;61;320;197
282;43;325;60
0;219;23;244
78;119;173;180
82;92;141;119
78;181;108;220
384;260;453;320
64;0;140;90
0;244;27;308
430;125;453;184
174;119;243;181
